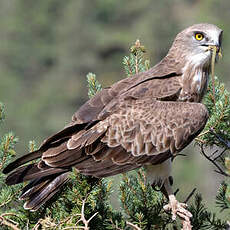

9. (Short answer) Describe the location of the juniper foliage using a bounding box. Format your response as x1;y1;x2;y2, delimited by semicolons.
0;40;229;229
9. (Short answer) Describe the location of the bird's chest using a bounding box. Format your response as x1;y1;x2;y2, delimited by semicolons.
179;67;209;102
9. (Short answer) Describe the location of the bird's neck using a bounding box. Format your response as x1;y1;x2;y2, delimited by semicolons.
179;62;211;102
151;51;211;103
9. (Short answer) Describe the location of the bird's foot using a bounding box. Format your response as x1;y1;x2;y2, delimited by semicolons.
164;194;192;230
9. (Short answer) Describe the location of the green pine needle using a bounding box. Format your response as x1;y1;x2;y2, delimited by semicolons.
87;72;102;98
123;39;150;77
196;76;230;147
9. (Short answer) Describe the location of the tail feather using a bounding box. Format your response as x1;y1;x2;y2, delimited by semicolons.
2;124;81;211
3;150;42;174
20;179;50;200
2;122;95;211
3;136;71;175
23;172;70;211
5;163;68;185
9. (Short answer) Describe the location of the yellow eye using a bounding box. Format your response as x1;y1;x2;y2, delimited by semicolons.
195;33;204;41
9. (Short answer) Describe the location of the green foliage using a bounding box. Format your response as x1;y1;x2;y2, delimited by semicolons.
33;172;125;229
120;170;171;229
189;194;226;230
123;40;150;76
0;108;24;229
195;75;230;224
120;172;227;230
216;182;230;212
197;76;230;148
28;140;38;152
87;72;102;98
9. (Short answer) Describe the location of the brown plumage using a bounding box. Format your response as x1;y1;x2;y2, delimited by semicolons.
3;23;222;215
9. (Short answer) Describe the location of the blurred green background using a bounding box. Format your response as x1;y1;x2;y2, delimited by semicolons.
0;0;229;215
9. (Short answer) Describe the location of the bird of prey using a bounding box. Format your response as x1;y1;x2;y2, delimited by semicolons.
3;23;222;224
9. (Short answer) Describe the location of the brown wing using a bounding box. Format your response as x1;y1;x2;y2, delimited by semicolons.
42;97;208;178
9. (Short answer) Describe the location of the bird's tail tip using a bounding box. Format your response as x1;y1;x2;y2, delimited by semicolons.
20;172;70;211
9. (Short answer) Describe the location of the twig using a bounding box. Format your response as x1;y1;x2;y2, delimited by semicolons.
32;221;41;230
0;217;21;230
197;130;210;138
209;128;230;148
213;148;227;161
133;40;141;74
174;188;180;196
194;138;206;144
126;221;142;230
210;45;217;111
74;197;98;230
184;188;196;203
125;58;133;76
200;145;230;177
63;227;82;229
0;213;21;230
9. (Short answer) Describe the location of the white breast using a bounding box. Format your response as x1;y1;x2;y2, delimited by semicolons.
193;69;203;92
189;52;210;67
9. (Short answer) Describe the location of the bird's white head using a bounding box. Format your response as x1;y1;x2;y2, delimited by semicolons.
172;23;223;69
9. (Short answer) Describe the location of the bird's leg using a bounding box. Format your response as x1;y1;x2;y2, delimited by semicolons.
163;177;192;230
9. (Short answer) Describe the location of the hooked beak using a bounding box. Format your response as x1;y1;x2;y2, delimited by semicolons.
202;43;222;58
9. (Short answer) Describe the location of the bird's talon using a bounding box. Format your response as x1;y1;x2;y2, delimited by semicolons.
165;195;192;228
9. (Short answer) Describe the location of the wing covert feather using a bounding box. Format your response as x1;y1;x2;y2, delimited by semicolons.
95;98;208;158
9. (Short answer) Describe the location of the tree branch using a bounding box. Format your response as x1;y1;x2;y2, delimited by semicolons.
75;197;98;230
200;145;230;177
0;213;21;230
126;221;142;230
